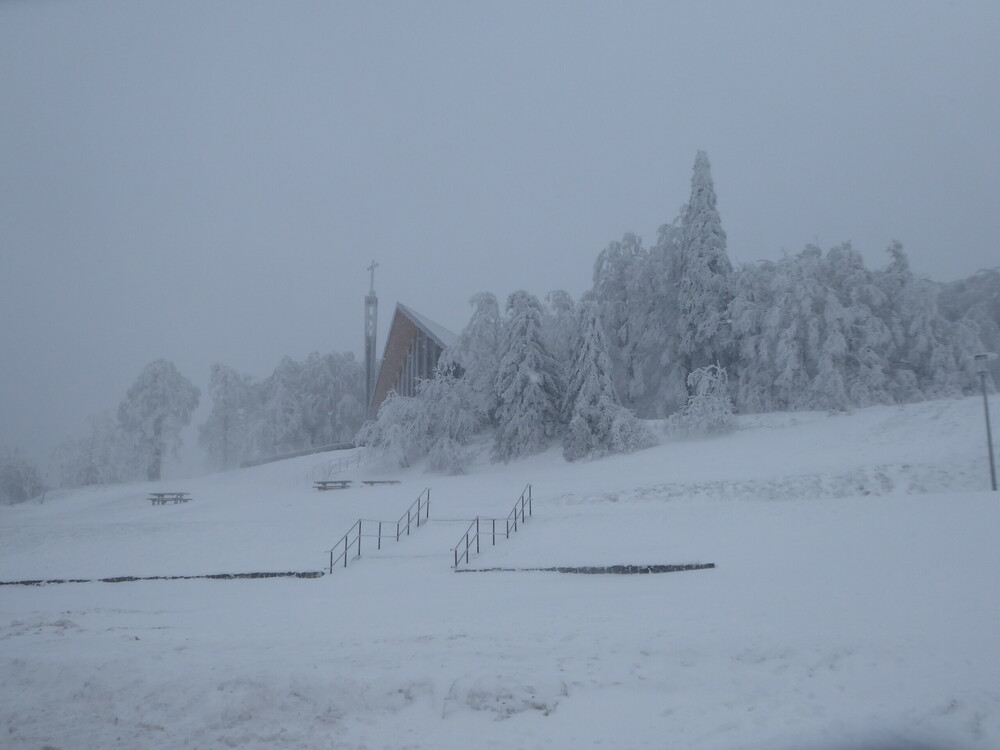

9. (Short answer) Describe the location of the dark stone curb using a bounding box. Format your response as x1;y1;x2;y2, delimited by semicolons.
455;563;715;575
0;571;325;587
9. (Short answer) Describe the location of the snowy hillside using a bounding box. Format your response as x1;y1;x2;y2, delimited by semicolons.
2;396;998;749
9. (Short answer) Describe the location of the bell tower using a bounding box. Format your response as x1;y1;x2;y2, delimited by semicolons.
364;261;379;418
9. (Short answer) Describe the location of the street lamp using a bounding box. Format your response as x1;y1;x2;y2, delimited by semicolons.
974;352;998;491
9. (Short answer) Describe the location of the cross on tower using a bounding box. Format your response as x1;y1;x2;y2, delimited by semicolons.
367;260;379;295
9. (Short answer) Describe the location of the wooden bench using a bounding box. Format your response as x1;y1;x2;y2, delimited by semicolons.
314;480;352;491
149;492;191;505
360;480;401;486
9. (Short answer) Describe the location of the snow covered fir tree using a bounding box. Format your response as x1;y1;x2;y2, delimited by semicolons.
561;299;654;461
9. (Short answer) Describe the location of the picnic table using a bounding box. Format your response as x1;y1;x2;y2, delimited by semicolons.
360;480;401;486
314;480;352;491
149;492;191;505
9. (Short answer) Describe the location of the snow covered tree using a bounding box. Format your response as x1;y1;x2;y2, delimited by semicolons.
822;243;891;406
808;288;851;410
899;279;978;398
876;242;981;400
354;391;423;468
0;446;46;504
199;364;256;470
761;247;830;410
728;260;779;413
299;352;365;446
726;240;982;413
220;350;365;464
675;151;734;388
591;233;652;410
441;292;503;419
641;221;689;415
562;300;653;461
492;291;564;461
415;367;486;473
664;365;734;437
354;364;485;473
939;268;1000;360
542;290;577;369
252;356;305;456
117;359;200;481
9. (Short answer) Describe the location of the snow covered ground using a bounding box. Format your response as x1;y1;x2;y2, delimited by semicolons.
1;396;998;749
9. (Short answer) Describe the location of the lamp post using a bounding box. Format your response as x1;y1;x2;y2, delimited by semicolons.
974;352;998;491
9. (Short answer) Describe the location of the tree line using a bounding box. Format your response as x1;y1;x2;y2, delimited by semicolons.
356;151;997;471
40;352;365;494
3;151;997;501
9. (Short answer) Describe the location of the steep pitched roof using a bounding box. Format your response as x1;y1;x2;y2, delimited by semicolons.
394;303;458;350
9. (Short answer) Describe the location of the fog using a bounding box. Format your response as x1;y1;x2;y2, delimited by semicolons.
2;0;998;464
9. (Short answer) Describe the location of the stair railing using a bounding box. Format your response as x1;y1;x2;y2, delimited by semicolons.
507;483;532;533
327;488;431;573
452;484;532;568
396;487;430;541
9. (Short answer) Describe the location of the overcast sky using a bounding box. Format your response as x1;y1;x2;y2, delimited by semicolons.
2;0;999;464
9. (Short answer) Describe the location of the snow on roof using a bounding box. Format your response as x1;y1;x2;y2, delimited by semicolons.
396;303;458;349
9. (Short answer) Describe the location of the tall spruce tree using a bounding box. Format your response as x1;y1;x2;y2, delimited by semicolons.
675;151;733;390
492;291;564;461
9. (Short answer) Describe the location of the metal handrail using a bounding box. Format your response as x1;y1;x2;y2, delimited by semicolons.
329;519;362;571
327;488;431;573
506;483;532;533
452;484;533;568
396;487;430;541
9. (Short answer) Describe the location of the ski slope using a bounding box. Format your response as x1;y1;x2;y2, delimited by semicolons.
1;397;998;749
